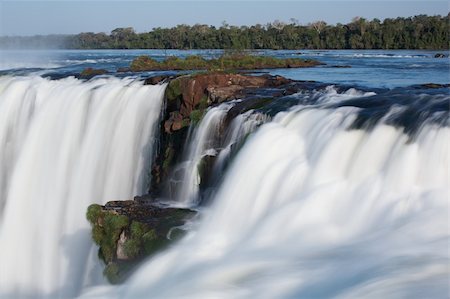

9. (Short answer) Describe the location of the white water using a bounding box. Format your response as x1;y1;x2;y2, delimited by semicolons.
0;76;166;298
171;103;267;206
82;101;449;298
171;104;230;206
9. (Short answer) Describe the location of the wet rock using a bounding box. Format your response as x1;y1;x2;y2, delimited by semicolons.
164;111;187;133
79;67;108;79
416;83;450;89
207;85;243;103
117;67;131;72
144;75;179;85
434;53;448;58
163;73;292;134
226;96;275;123
86;200;195;283
151;72;298;196
327;65;352;68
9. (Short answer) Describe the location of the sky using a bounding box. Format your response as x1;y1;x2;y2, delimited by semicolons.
0;0;448;36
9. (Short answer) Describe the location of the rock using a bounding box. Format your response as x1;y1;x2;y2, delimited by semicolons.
117;67;131;72
434;53;448;58
144;75;178;85
164;111;188;134
79;67;108;79
226;96;275;123
116;231;128;260
327;65;352;68
197;154;217;189
163;73;292;133
86;201;195;283
416;83;450;89
151;72;299;197
207;85;243;103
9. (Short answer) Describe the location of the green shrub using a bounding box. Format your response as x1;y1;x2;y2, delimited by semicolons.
86;204;102;224
166;79;182;102
123;239;141;259
190;109;205;125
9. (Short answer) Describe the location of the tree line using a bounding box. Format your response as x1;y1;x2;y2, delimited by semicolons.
1;15;448;50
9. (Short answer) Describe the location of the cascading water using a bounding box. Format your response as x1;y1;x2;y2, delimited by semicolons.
169;103;266;206
81;87;449;299
0;76;166;298
169;104;230;206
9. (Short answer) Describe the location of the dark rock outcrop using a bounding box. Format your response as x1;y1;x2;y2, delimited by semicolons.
86;200;195;283
149;72;297;195
144;75;179;85
434;53;448;58
327;65;352;68
415;83;450;89
161;73;292;134
79;67;108;79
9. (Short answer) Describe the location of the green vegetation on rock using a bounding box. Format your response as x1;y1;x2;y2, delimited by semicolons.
86;204;129;263
189;109;206;125
79;67;107;78
130;54;321;72
86;201;195;284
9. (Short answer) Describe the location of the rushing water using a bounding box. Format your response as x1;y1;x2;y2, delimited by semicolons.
0;50;448;298
168;103;266;207
1;49;448;88
0;76;166;298
81;86;449;299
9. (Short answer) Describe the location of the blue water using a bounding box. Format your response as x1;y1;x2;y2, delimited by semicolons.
0;49;448;88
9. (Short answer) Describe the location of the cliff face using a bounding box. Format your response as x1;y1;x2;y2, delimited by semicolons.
150;72;296;194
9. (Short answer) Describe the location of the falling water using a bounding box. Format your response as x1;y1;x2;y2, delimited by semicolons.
170;104;230;206
81;88;449;299
170;103;266;206
0;76;166;298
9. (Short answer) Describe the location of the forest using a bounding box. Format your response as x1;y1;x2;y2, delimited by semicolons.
1;15;448;50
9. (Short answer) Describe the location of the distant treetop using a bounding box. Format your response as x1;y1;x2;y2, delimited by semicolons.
1;14;448;50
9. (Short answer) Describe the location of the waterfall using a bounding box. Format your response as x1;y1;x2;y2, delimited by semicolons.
0;76;166;298
169;104;229;206
169;103;266;207
81;90;449;298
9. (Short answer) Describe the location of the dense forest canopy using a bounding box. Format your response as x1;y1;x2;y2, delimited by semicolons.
1;15;448;50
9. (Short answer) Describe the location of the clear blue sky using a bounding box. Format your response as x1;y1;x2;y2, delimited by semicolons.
0;1;448;36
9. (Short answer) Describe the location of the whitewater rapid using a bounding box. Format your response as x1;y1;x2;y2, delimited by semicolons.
82;88;449;298
0;76;166;298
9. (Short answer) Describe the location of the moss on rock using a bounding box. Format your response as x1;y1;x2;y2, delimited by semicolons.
86;201;195;284
79;68;108;79
86;204;129;263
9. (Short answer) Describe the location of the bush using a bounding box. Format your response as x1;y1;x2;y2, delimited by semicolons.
86;204;102;224
190;109;205;125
